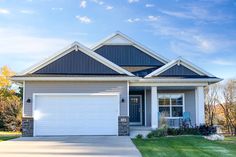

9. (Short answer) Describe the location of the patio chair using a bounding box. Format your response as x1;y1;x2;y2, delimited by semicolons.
179;112;192;128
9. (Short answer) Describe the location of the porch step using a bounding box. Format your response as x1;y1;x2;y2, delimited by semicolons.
130;126;152;139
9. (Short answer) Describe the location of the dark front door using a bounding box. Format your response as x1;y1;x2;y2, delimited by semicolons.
129;95;142;125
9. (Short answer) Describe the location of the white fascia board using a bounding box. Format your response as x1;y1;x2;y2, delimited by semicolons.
91;31;170;64
179;57;215;77
19;42;77;75
135;78;222;83
145;59;177;77
19;42;134;76
145;57;215;78
11;76;140;81
129;78;222;86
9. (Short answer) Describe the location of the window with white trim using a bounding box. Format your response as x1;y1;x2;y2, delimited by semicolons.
158;94;184;118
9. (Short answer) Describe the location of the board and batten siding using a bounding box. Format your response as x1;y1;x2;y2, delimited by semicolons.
24;81;128;117
145;89;196;127
34;50;120;75
95;45;164;66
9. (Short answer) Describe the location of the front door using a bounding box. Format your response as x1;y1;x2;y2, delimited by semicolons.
129;95;142;125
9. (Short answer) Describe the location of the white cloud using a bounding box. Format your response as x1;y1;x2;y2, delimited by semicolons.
0;8;10;14
0;27;71;56
145;4;155;8
20;10;35;14
211;59;235;66
128;0;139;3
159;6;232;23
151;25;218;53
106;5;113;10
51;7;63;11
146;15;159;21
80;0;87;8
127;18;140;23
75;15;92;24
91;0;104;5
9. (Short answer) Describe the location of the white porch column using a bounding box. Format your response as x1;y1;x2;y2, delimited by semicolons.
195;86;205;126
151;86;158;129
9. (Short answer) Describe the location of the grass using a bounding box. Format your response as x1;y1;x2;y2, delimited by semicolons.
133;136;236;157
0;131;21;142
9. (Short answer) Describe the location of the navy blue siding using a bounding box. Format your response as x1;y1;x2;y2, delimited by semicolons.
133;67;160;77
95;45;164;66
159;65;200;77
34;50;121;75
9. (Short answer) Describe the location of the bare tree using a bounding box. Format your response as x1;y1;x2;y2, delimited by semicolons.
218;80;236;135
205;84;220;126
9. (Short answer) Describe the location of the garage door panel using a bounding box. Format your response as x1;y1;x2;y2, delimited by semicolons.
34;94;119;136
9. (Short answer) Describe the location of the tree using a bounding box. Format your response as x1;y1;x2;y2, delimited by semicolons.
218;80;236;135
0;92;22;131
0;66;15;89
0;66;22;131
205;84;220;126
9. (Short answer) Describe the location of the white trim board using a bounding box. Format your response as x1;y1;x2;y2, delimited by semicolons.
145;57;215;78
19;42;134;76
91;31;169;64
11;76;140;81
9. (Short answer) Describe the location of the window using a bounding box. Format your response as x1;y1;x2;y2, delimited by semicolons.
158;94;184;118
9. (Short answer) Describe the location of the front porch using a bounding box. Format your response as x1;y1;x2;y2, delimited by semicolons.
128;85;205;137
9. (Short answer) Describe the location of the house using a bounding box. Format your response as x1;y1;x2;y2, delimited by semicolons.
12;32;222;137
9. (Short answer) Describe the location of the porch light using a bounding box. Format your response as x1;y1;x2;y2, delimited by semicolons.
26;98;31;103
121;98;125;103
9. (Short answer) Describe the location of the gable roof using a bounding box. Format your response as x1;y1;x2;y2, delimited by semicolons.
145;57;215;78
19;42;134;76
91;31;169;64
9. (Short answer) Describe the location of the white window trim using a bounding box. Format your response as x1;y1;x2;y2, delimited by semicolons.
158;93;185;119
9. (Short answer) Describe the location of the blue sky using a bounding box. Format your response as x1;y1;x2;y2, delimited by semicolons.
0;0;236;79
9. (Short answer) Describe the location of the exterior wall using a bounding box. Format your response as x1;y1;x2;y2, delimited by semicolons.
145;89;196;127
24;81;128;117
118;116;129;136
159;64;199;77
22;117;33;137
95;45;164;66
34;50;120;75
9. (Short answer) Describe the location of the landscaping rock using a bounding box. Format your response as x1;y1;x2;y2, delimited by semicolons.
204;134;224;141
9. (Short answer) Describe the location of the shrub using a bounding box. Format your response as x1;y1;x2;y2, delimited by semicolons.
136;134;143;139
149;127;168;138
167;128;180;135
0;91;22;132
199;125;216;136
147;132;154;138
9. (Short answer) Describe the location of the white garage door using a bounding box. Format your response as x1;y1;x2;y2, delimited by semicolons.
33;93;119;136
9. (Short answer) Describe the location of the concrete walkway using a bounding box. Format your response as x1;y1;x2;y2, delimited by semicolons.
0;136;141;157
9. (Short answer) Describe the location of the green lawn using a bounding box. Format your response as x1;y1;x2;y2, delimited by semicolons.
0;131;21;142
133;136;236;157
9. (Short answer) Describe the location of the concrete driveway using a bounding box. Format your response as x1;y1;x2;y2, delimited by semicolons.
0;136;141;157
